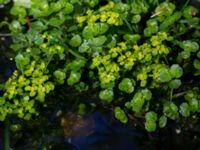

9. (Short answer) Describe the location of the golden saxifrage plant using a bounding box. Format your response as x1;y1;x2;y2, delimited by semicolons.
0;0;200;132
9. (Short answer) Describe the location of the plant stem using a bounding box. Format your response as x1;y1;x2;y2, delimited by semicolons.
123;18;133;33
181;0;190;11
0;34;12;37
4;119;10;150
170;89;173;101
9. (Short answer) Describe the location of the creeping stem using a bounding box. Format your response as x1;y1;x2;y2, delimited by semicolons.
4;119;10;150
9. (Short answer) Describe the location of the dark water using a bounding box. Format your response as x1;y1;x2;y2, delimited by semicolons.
62;112;142;150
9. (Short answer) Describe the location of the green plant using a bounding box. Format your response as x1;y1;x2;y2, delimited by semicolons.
0;0;200;135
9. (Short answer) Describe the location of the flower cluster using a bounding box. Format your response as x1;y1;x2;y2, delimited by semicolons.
77;1;124;26
0;61;54;121
1;0;200;133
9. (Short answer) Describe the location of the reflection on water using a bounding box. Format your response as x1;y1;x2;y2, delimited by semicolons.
61;112;142;150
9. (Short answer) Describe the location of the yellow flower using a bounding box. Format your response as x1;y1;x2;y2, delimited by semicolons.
91;56;101;68
89;15;100;23
86;9;93;15
118;42;127;50
137;52;144;60
118;55;126;65
107;17;116;25
125;51;132;57
157;45;169;54
158;32;168;40
133;45;139;51
137;73;147;81
77;16;87;24
39;62;45;70
109;63;119;72
100;14;107;22
150;36;160;47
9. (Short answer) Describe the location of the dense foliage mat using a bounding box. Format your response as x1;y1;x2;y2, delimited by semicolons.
0;1;200;146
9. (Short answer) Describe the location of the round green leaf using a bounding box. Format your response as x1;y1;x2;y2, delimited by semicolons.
193;59;200;70
189;98;199;112
180;41;199;52
99;89;114;102
10;124;22;132
131;15;141;24
131;92;145;113
114;107;128;123
88;36;107;47
67;71;81;85
159;115;167;128
53;70;66;84
118;78;135;93
64;3;74;14
163;102;178;120
168;79;181;89
15;53;30;70
179;102;190;117
69;35;82;47
159;68;172;82
169;64;183;78
141;89;152;100
145;121;156;132
145;111;157;122
77;103;86;116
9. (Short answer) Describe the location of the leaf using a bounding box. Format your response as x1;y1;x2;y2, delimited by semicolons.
168;79;181;89
99;89;114;102
160;12;182;31
10;6;26;17
141;89;152;100
189;98;199;112
145;121;156;132
14;0;31;8
131;92;145;113
118;78;135;93
163;101;178;120
69;35;82;47
159;115;167;128
63;2;74;14
34;34;44;45
9;20;21;33
69;59;86;71
0;97;5;105
31;21;47;32
146;19;157;27
15;53;30;70
123;34;141;43
53;70;66;84
155;2;175;17
77;103;86;116
49;17;64;26
88;36;107;47
82;23;109;39
131;15;141;24
114;107;128;123
180;51;190;59
169;64;183;78
179;102;190;117
79;42;91;53
197;51;200;59
180;41;199;52
67;71;81;85
10;124;22;132
145;111;157;122
193;59;200;70
159;68;172;82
